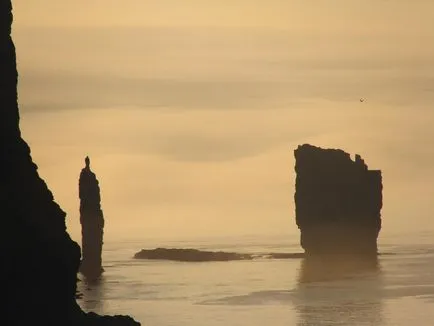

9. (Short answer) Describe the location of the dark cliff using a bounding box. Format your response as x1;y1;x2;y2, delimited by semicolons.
294;144;382;256
79;156;105;280
0;2;139;325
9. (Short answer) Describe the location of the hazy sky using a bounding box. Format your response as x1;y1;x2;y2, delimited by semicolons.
12;1;434;242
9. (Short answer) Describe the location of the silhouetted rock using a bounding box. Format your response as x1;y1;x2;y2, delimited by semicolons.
75;312;140;326
134;248;253;262
79;156;105;280
0;2;139;325
294;144;382;256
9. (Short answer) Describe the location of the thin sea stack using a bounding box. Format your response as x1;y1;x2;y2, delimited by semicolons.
79;156;105;280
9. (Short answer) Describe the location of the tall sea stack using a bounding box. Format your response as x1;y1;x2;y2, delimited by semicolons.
0;2;139;324
79;156;105;279
294;144;382;256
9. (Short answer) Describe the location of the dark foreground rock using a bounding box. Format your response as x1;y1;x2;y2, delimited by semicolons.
0;2;139;325
134;248;253;262
294;144;382;256
79;156;105;280
75;312;140;326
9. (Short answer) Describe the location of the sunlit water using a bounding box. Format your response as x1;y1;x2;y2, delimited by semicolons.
77;233;434;325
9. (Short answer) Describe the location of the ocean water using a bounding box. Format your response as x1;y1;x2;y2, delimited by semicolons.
77;232;434;325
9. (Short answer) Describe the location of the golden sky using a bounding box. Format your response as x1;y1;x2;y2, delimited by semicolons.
11;1;434;242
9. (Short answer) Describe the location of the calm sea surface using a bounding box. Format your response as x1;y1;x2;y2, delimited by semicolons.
77;232;434;325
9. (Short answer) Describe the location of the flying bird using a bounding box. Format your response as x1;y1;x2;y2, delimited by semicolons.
360;98;365;102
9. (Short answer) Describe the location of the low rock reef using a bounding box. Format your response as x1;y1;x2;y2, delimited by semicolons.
134;248;305;262
294;144;382;256
134;248;253;262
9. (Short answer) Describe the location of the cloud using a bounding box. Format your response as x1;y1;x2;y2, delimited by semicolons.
13;25;434;113
12;9;434;239
18;67;434;116
19;72;302;112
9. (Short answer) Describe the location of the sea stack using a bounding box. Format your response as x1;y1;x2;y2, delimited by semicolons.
1;2;138;324
79;156;105;279
294;144;382;256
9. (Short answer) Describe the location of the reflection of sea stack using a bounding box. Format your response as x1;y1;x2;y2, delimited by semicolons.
294;144;382;256
298;255;380;284
295;256;383;326
79;156;105;279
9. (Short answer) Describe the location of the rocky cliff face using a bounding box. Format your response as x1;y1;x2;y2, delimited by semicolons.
294;144;382;256
79;156;105;280
0;2;139;325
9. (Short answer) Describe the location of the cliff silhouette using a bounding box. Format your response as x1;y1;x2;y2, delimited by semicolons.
79;156;105;280
0;2;139;325
294;144;382;256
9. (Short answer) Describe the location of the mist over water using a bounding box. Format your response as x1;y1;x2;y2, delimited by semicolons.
76;233;434;326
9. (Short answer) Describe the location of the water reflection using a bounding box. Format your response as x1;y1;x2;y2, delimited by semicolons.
77;275;106;313
295;255;384;326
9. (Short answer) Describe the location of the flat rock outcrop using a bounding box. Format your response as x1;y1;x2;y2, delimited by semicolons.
79;156;105;280
0;2;139;325
134;248;253;262
294;144;382;256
